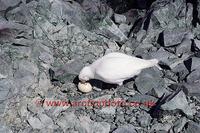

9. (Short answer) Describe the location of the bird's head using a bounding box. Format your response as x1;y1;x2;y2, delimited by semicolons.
78;66;94;83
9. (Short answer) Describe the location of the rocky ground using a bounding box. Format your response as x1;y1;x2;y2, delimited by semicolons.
0;0;200;132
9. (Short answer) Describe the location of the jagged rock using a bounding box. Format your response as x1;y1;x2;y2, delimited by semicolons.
194;39;200;50
0;0;20;11
53;59;84;83
38;113;55;129
98;18;128;42
0;79;14;101
118;23;132;36
136;111;151;127
176;33;193;55
187;69;200;83
0;123;13;133
162;28;187;47
28;116;44;129
0;54;12;79
99;107;116;115
172;62;189;81
136;30;146;42
27;97;44;114
13;60;39;77
92;121;110;133
56;112;78;130
123;9;145;25
198;0;200;22
149;47;177;66
184;121;200;133
36;72;52;95
39;52;54;64
184;57;200;71
78;116;110;133
183;81;200;97
0;79;14;115
114;13;126;24
151;123;172;132
135;67;165;94
161;91;193;116
127;93;158;111
173;117;187;133
150;0;190;29
113;124;137;133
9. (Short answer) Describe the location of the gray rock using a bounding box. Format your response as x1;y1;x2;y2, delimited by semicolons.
115;114;125;123
127;93;158;111
194;39;200;50
54;59;84;76
162;28;187;47
189;57;200;71
123;9;145;25
51;0;87;29
14;75;35;92
56;112;78;130
93;95;112;101
28;116;44;129
173;117;187;133
0;79;14;114
187;69;200;83
135;67;165;94
161;90;193;116
0;0;21;11
0;124;13;133
176;33;193;55
198;1;200;21
136;30;146;42
13;60;39;77
136;111;151;127
98;18;128;42
0;56;11;79
77;115;110;133
119;23;132;36
134;43;154;57
114;13;126;24
183;81;200;97
150;0;189;29
38;113;55;129
149;47;177;66
39;52;54;64
172;62;189;81
113;124;137;133
151;123;172;132
0;79;14;101
54;59;84;83
92;121;110;133
99;107;116;115
27;97;44;114
184;121;200;133
0;101;6;115
185;3;193;27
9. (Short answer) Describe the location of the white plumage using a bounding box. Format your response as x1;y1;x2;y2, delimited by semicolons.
79;52;160;86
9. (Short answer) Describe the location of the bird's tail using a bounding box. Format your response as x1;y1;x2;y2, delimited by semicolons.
149;59;162;70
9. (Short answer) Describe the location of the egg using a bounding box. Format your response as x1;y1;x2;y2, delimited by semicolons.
78;82;92;93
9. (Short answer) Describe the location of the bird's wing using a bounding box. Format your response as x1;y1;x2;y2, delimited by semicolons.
104;52;133;59
95;57;141;81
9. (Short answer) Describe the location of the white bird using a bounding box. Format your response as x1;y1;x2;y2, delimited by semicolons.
79;52;160;86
